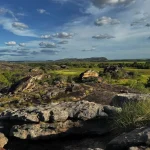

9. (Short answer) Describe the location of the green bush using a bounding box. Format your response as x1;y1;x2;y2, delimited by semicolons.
113;100;150;131
67;76;73;83
102;72;112;84
111;70;125;79
146;77;150;87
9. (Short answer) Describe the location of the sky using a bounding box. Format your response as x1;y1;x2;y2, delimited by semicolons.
0;0;150;61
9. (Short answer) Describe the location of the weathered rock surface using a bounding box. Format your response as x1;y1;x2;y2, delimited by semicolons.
111;93;150;107
0;133;8;148
0;100;105;122
10;120;81;140
106;126;150;150
0;100;119;140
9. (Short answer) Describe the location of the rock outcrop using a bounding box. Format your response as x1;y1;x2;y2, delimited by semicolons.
0;100;120;140
80;70;99;82
111;93;150;107
8;74;44;94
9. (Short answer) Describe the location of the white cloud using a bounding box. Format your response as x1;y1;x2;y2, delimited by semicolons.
95;16;120;26
39;42;57;48
0;17;38;37
92;34;115;39
19;43;26;47
12;22;29;30
82;47;96;52
37;9;50;15
16;13;26;17
5;41;16;46
0;8;17;20
91;0;136;8
41;35;51;39
53;32;73;39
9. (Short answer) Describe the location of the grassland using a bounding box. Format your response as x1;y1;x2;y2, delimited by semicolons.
48;65;150;93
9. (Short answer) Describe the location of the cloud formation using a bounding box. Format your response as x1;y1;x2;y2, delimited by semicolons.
58;40;68;44
95;16;120;26
53;32;73;39
146;23;150;27
41;35;51;39
19;43;26;47
82;47;96;52
131;17;147;26
12;22;29;30
92;34;115;39
40;49;58;55
39;42;57;48
91;0;136;8
37;9;50;15
0;8;17;20
5;41;17;46
16;13;26;17
0;17;38;37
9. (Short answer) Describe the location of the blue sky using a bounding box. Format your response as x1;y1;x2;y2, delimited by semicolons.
0;0;150;61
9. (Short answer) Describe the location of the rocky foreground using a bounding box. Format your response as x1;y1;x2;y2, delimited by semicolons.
0;93;150;150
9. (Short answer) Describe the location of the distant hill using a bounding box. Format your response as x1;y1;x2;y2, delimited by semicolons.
54;57;108;62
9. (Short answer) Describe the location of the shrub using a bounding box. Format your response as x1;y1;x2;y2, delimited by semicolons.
111;70;125;79
67;76;73;83
146;77;150;87
112;100;150;131
103;72;112;84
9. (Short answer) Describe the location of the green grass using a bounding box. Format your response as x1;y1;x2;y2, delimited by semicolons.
49;68;102;76
125;68;150;75
113;100;150;130
49;67;150;87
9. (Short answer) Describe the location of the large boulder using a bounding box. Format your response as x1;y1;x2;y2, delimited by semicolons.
80;70;99;82
111;93;150;107
0;133;8;148
106;126;150;150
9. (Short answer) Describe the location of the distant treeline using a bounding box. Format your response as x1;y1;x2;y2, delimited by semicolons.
27;61;150;70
